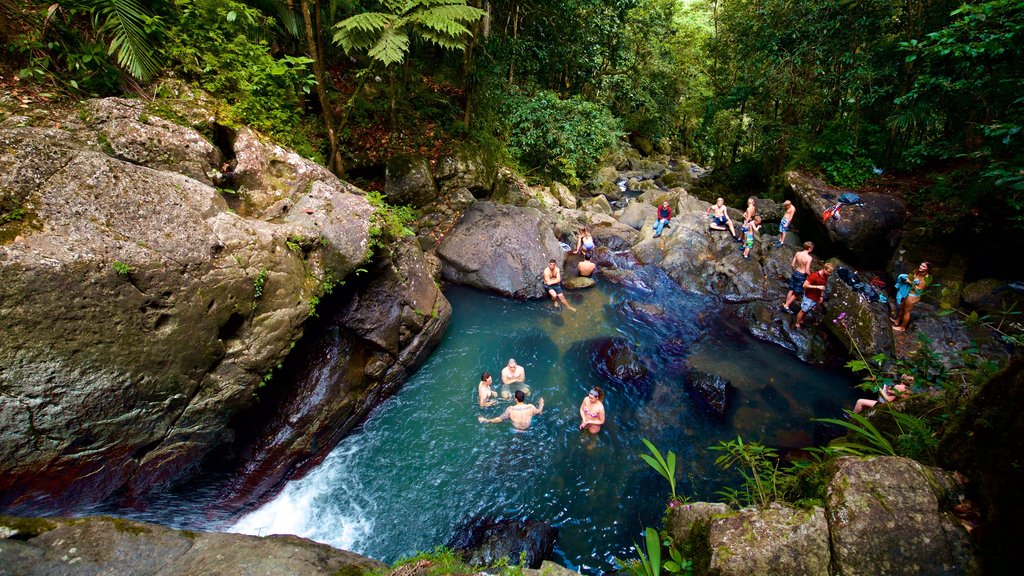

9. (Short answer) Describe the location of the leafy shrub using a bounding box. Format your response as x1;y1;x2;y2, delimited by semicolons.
164;0;319;160
821;156;876;188
365;191;416;258
499;90;622;187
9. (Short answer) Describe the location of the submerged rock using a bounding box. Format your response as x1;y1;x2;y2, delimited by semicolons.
563;276;596;290
0;515;383;576
581;337;650;391
683;368;733;417
447;517;557;570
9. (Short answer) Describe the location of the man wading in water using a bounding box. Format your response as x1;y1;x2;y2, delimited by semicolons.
478;390;544;430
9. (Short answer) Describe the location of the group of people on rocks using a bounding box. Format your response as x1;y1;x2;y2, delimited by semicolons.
492;194;932;430
476;358;606;432
698;196;933;333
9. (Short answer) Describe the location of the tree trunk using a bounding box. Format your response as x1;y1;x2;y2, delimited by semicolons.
300;0;342;174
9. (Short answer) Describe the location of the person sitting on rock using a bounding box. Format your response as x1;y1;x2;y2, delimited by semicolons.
652;201;673;238
543;259;576;311
578;252;596;277
706;198;740;241
853;375;913;414
479;390;544;431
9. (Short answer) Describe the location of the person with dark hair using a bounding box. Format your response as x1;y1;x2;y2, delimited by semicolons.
578;252;596;277
579;387;606;434
543;259;576;311
782;241;815;314
795;263;833;329
478;390;544;430
653;201;673;238
478;372;496;407
893;262;932;332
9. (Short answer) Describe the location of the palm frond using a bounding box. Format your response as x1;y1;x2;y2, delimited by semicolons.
86;0;163;82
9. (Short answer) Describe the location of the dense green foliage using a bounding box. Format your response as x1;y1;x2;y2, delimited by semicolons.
3;0;1021;222
500;90;622;185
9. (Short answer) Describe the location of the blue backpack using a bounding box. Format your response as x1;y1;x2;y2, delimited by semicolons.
838;193;862;205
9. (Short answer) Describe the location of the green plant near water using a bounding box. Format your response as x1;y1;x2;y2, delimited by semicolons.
710;436;781;507
639;438;678;502
365;191;416;257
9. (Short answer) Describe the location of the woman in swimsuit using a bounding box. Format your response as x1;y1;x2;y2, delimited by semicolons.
579;386;606;434
893;262;931;332
574;226;596;255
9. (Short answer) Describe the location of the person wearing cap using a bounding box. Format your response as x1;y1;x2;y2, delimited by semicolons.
500;358;529;399
478;390;544;430
579;386;606;434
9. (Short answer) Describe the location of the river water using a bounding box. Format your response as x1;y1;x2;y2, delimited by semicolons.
230;261;858;573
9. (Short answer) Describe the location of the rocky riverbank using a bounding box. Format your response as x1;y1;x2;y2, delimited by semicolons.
3;91;1018;575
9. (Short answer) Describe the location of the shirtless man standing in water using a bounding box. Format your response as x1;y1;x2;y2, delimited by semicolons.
478;390;544;430
500;358;529;399
782;241;815;313
478;372;497;407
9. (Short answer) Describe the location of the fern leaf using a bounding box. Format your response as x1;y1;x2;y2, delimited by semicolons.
367;27;411;66
88;0;163;81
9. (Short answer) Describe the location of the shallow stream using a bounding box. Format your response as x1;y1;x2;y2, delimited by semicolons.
229;261;858;573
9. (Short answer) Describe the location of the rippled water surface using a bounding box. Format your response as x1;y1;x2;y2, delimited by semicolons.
232;263;858;573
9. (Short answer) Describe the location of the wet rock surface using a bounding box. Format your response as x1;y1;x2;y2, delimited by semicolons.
447;517;557;569
683;368;732;417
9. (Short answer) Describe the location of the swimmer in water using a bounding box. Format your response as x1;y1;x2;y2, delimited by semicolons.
579;386;606;434
478;390;544;430
500;358;529;399
478;372;497;407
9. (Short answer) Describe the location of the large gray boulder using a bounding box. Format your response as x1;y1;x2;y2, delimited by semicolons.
385;154;437;207
83;98;220;184
437;201;562;298
0;515;383;576
436;147;497;197
785;171;908;266
618;200;656;230
826;456;979;575
0;97;436;513
709;503;830;576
